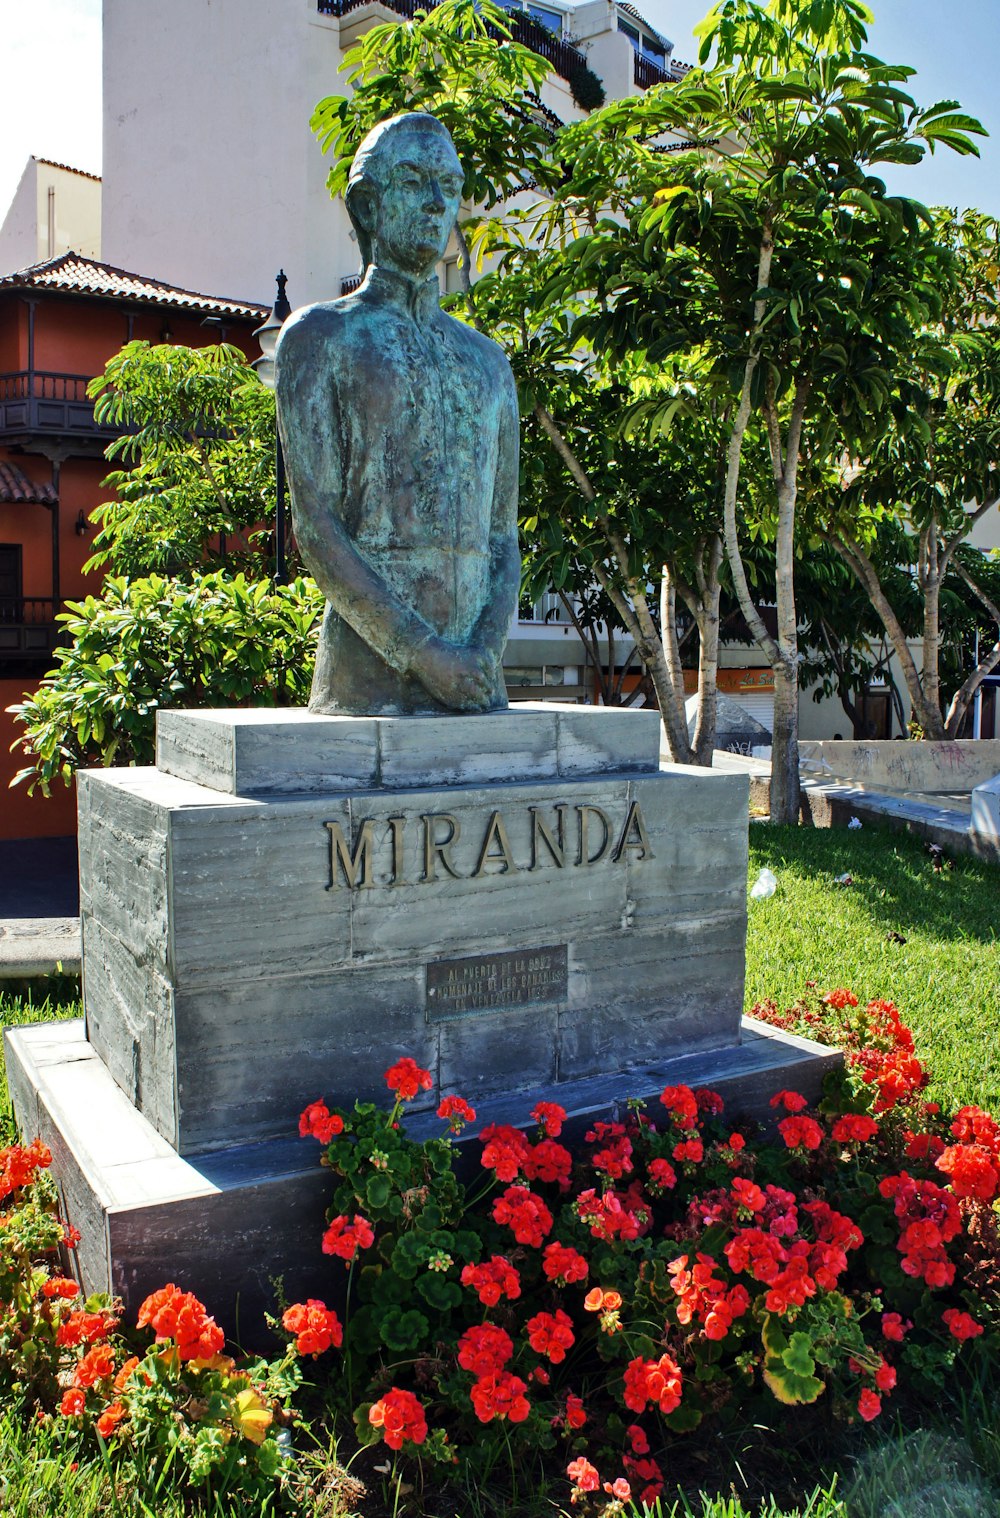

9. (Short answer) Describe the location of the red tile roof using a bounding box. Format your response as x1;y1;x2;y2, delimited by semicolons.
33;158;102;184
0;461;57;506
0;252;268;321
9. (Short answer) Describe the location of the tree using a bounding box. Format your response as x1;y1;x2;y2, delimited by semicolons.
537;0;983;818
822;209;1000;739
312;0;736;761
85;341;279;577
11;344;322;790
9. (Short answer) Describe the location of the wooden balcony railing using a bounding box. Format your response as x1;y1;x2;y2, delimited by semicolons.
0;597;61;662
317;0;590;84
0;370;117;445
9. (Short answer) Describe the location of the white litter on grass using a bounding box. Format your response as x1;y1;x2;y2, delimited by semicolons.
848;815;862;829
750;867;777;899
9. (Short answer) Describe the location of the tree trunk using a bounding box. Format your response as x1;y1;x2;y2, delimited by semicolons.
826;528;945;740
918;521;946;738
770;659;800;822
944;558;1000;735
686;537;723;766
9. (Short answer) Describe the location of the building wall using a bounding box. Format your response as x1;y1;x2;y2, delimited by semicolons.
103;0;597;309
0;164;38;278
0;160;101;278
0;288;264;841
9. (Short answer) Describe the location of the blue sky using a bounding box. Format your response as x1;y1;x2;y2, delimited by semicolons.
0;0;997;235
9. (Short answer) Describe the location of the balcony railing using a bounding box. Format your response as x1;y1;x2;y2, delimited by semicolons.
317;0;590;84
633;52;672;90
0;370;116;445
0;597;61;662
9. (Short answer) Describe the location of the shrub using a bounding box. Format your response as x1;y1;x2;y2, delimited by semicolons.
568;60;606;111
8;573;323;790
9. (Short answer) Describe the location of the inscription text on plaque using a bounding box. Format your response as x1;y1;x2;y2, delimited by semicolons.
426;945;568;1021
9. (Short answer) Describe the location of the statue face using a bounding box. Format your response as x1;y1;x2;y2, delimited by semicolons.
373;129;464;276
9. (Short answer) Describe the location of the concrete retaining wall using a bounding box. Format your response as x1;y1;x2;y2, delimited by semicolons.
798;740;1000;793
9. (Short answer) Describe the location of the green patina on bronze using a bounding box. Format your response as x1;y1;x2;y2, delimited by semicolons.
275;113;520;716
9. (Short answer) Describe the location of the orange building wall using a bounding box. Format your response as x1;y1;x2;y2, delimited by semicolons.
1;290;263;840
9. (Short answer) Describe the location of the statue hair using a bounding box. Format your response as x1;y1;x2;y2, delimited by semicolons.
346;113;459;272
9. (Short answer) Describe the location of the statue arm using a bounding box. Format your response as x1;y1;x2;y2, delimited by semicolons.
471;372;521;662
275;320;436;679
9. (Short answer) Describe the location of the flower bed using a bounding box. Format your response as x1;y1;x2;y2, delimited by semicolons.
2;990;998;1514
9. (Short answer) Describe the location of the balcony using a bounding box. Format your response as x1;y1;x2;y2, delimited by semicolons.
633;52;672;90
0;597;60;666
0;371;118;453
317;0;591;85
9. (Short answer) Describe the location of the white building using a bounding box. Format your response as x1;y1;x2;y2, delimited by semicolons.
0;159;102;277
100;0;684;311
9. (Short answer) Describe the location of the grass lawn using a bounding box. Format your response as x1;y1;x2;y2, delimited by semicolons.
746;822;1000;1112
1;821;998;1516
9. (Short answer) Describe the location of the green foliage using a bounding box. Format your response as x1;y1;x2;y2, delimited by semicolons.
745;825;1000;1111
311;0;552;216
9;574;323;791
86;342;278;577
567;61;605;113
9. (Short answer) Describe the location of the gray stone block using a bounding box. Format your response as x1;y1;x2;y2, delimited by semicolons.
154;703;661;798
78;755;751;1154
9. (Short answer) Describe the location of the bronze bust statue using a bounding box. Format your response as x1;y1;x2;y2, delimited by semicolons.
275;112;520;716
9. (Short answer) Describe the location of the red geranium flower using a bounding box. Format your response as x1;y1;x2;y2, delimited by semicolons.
321;1213;375;1265
943;1307;984;1341
857;1388;882;1421
437;1095;476;1130
298;1100;344;1143
659;1085;698;1128
41;1277;80;1301
137;1283;224;1361
73;1344;115;1389
384;1058;433;1101
460;1255;521;1306
282;1299;343;1356
542;1241;589;1285
368;1387;428;1449
470;1369;530;1423
778;1115;824;1151
622;1353;682;1415
457;1323;514;1376
480;1123;532;1182
770;1090;809;1114
565;1393;587;1429
881;1312;910;1342
831;1114;880;1144
96;1402;126;1439
532;1100;567;1138
492;1185;553;1247
525;1309;575;1363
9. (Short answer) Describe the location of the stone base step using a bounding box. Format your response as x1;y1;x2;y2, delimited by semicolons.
4;1017;841;1337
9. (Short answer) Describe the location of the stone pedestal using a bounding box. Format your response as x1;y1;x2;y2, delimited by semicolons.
4;704;840;1323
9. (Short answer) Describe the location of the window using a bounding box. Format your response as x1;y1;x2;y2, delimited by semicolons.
0;545;21;619
527;3;563;33
497;0;564;35
617;17;665;64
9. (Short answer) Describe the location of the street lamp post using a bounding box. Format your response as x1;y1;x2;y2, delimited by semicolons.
254;271;292;582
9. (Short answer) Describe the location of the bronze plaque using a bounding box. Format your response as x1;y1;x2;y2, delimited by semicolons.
426;944;568;1022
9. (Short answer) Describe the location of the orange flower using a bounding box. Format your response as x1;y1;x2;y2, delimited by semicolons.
96;1402;126;1439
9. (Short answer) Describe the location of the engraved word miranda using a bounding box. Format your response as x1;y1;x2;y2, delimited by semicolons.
325;800;652;890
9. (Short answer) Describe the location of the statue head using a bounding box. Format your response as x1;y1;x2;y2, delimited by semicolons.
346;113;464;277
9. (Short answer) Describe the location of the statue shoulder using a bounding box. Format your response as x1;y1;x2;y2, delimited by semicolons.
443;313;517;388
275;300;353;366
